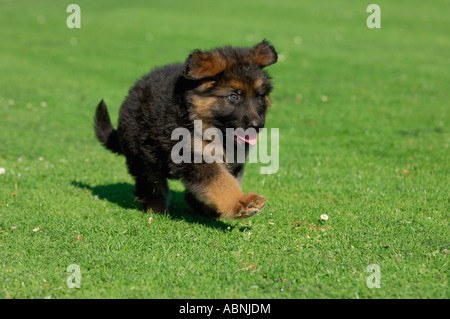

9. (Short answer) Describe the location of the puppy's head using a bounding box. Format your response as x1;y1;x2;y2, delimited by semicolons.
183;40;277;143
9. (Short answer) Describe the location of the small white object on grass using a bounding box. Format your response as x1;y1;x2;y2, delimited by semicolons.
0;167;5;175
320;214;329;221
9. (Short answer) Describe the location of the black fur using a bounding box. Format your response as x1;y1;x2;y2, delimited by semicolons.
94;100;122;154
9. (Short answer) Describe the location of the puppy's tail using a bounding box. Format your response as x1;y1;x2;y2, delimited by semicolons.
94;100;122;154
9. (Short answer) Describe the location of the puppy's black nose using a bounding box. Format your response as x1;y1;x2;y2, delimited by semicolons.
249;118;265;130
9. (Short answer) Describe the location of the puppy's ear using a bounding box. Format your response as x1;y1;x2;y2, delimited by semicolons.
183;50;227;80
252;40;278;67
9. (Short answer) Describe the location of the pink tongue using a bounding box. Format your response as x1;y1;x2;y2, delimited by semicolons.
236;132;258;145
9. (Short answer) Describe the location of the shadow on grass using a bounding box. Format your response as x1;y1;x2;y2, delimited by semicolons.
71;181;231;231
397;127;445;137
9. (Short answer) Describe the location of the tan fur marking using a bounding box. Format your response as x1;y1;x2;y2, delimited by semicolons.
254;78;264;90
229;79;245;92
204;167;243;217
197;81;216;92
264;95;272;109
191;95;217;119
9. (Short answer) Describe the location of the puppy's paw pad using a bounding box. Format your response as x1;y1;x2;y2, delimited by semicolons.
235;192;266;219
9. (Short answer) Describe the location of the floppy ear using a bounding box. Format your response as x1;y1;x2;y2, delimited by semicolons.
252;40;278;67
183;50;227;80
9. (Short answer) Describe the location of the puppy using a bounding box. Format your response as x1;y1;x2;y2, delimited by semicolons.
94;40;277;219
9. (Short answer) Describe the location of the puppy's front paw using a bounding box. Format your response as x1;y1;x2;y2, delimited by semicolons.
234;192;266;219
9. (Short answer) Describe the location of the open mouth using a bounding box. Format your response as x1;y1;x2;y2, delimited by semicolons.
234;131;258;145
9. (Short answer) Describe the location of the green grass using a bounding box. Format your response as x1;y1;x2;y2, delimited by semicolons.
0;0;448;299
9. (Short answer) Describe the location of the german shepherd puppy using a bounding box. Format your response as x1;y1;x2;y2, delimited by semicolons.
94;40;277;219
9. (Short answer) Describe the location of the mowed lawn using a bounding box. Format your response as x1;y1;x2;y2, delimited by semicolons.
0;0;448;298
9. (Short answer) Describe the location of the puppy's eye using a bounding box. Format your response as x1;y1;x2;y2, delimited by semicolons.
228;94;239;102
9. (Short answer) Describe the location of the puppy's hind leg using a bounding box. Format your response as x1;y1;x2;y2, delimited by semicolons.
125;158;169;213
135;176;170;213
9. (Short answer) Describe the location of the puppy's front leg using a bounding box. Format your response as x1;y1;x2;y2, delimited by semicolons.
183;163;266;219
